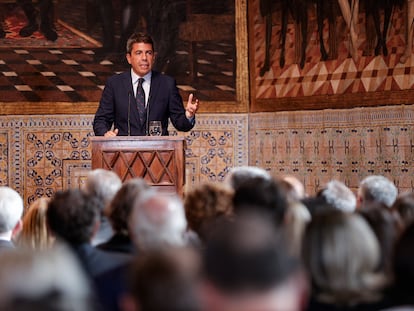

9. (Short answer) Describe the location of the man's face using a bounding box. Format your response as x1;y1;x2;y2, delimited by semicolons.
126;42;155;76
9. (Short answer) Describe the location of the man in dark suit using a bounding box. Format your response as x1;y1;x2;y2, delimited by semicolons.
93;32;199;137
0;186;24;252
46;189;130;279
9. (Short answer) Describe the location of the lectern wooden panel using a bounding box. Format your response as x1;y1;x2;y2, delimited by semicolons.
90;136;185;195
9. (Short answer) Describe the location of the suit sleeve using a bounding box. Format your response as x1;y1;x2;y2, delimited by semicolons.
168;79;195;132
93;78;116;136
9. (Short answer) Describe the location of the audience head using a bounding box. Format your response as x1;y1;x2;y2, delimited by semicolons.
281;175;306;200
317;180;356;213
232;176;288;226
123;247;202;311
357;175;398;208
106;178;150;236
302;210;385;306
391;221;414;305
0;244;97;311
201;213;307;311
392;192;414;229
358;202;401;278
129;190;188;251
184;182;234;242
225;166;271;191
47;189;99;245
82;168;122;213
15;197;53;250
0;186;23;239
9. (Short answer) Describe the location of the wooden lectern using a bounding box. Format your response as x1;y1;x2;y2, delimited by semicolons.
90;136;185;195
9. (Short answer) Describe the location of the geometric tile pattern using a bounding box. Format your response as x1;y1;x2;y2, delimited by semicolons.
249;105;414;195
0;113;248;208
251;0;413;99
170;113;249;193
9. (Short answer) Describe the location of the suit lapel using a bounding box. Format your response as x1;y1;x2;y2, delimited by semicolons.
122;71;134;95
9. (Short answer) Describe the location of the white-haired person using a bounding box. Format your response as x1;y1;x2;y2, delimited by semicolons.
82;168;122;246
0;244;98;310
95;189;190;311
0;186;24;252
357;175;398;209
317;180;357;213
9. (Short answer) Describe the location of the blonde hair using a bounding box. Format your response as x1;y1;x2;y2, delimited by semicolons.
16;197;53;250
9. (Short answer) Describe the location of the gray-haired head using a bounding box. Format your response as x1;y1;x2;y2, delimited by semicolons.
0;186;23;234
82;169;122;211
319;180;356;213
358;175;398;208
129;190;188;251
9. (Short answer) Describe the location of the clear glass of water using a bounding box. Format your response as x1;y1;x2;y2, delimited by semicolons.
149;121;162;136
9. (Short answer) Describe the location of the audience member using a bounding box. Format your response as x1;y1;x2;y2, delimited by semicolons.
0;244;98;310
317;180;357;213
184;182;234;244
391;191;414;229
232;175;288;226
357;175;398;209
129;189;189;251
94;189;190;311
301;195;336;217
17;0;58;41
302;209;390;310
0;186;24;252
14;197;53;250
383;221;414;310
122;247;202;311
46;189;130;279
200;212;308;311
224;165;271;191
282;175;307;200
358;202;401;280
278;177;312;256
82;168;122;246
97;178;150;254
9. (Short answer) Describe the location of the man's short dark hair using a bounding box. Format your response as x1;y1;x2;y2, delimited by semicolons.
232;176;288;225
203;213;300;293
126;32;155;54
47;189;99;244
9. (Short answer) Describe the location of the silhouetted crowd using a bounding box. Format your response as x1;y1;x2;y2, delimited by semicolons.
0;167;413;311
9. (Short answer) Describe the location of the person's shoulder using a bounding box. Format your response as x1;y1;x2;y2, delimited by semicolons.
152;70;175;83
107;71;130;83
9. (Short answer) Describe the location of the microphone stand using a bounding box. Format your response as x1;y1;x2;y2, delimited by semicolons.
128;91;131;136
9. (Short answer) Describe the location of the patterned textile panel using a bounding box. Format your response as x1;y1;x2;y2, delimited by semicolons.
250;105;414;195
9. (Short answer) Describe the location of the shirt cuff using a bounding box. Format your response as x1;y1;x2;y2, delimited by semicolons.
187;116;195;125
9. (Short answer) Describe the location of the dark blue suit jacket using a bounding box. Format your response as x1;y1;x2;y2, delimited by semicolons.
93;70;194;136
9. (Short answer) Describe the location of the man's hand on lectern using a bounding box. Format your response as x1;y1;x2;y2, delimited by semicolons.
104;129;118;137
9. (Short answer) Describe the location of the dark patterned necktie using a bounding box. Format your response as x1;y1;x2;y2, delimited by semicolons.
136;78;146;133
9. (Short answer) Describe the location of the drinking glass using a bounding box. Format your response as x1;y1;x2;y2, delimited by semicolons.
149;121;162;136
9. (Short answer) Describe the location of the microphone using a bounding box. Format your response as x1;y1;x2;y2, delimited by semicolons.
145;95;150;136
127;91;131;136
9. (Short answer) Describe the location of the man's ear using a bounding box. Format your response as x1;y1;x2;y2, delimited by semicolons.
126;53;132;65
